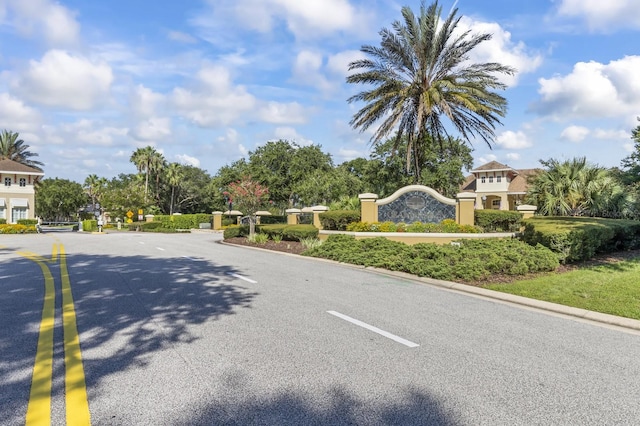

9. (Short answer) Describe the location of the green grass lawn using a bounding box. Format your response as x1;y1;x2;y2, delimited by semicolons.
484;258;640;320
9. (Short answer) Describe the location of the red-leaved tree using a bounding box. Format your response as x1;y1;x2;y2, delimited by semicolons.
223;176;269;236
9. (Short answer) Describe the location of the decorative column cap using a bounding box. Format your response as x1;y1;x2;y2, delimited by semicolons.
255;211;272;216
456;192;477;200
285;208;302;214
358;193;379;200
311;205;329;212
212;211;224;215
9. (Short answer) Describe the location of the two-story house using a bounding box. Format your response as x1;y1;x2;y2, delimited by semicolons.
0;159;44;223
460;161;539;210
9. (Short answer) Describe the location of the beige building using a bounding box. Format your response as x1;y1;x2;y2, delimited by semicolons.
0;159;44;223
460;161;539;210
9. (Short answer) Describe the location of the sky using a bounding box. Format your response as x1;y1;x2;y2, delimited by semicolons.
0;0;639;183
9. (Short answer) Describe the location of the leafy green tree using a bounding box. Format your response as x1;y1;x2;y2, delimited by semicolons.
293;168;364;206
35;178;86;221
526;157;628;217
617;118;640;186
167;165;213;214
209;159;249;211
346;0;513;180
0;130;44;170
100;173;147;220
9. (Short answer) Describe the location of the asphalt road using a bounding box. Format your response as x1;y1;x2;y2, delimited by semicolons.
1;231;639;425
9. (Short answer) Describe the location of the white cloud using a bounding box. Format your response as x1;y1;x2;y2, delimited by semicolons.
556;0;640;31
326;50;366;77
533;56;640;120
593;129;629;140
623;143;634;153
459;17;543;87
0;93;41;132
506;153;521;161
292;50;333;92
4;0;80;46
270;127;313;145
130;117;172;142
175;154;200;167
130;85;165;118
258;102;306;124
172;65;257;127
167;30;197;44
14;50;113;110
495;130;532;149
560;125;590;142
336;148;364;162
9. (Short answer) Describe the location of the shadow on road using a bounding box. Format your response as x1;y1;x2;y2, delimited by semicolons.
179;385;457;425
0;253;256;425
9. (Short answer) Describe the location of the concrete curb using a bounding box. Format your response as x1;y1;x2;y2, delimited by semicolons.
219;240;640;332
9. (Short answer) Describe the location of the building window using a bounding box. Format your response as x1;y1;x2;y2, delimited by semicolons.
497;176;502;183
12;207;27;222
480;176;486;184
4;177;11;187
19;178;26;187
489;176;494;183
0;207;5;219
492;199;501;209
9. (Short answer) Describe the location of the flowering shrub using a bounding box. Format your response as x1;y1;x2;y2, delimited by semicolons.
0;224;36;234
346;220;479;233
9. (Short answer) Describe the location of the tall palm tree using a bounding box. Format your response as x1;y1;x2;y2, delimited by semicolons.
84;174;107;211
130;146;158;202
166;162;183;215
0;130;44;171
346;1;514;180
149;151;166;202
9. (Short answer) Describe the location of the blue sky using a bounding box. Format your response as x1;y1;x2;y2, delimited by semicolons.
0;0;639;183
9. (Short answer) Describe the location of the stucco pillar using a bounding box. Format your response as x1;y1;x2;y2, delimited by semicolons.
285;208;301;225
500;194;509;210
456;192;477;226
358;193;378;223
517;204;538;220
212;211;223;230
311;205;328;229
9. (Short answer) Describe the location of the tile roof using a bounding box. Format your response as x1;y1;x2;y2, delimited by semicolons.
0;159;45;175
470;160;512;172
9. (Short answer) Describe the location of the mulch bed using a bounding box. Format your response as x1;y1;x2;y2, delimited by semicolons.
223;237;308;255
223;237;640;286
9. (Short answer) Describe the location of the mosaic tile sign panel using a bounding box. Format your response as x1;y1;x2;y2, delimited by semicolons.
378;190;455;224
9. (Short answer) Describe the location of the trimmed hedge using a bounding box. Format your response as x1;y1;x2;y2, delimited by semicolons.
224;224;318;241
153;214;212;230
303;234;559;281
521;217;640;263
82;219;97;232
475;210;522;232
0;219;6;224
17;219;38;225
346;219;479;233
0;224;36;234
258;215;287;224
318;210;360;230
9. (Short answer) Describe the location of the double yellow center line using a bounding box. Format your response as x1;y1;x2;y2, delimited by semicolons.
20;244;91;426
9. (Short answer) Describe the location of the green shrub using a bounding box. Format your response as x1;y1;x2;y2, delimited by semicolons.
224;225;249;239
153;214;212;230
521;217;640;263
82;219;97;232
319;210;360;230
303;235;558;281
475;210;522;232
248;233;269;243
282;225;318;241
0;219;6;224
258;215;287;224
17;219;38;225
346;219;479;233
